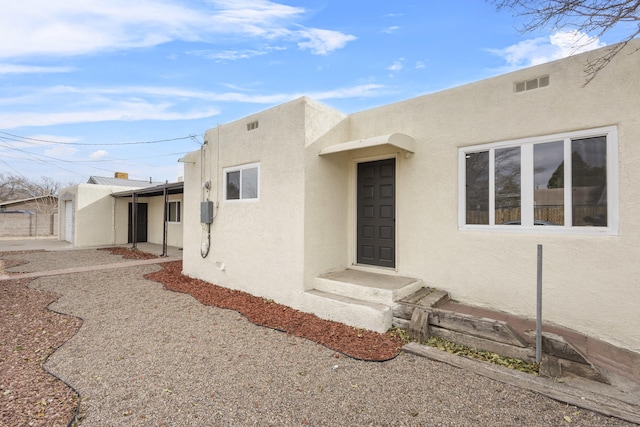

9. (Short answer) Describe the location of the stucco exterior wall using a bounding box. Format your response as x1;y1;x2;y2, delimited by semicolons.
340;41;640;351
182;41;640;352
183;98;311;306
58;184;117;247
113;194;184;247
114;197;130;244
146;195;184;247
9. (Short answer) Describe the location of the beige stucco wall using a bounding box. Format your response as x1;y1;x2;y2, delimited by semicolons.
146;195;184;247
183;98;346;308
113;194;184;247
183;41;640;352
113;197;129;244
58;184;117;247
59;184;183;248
326;40;640;352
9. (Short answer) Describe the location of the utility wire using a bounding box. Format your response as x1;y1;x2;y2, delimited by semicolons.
0;131;203;146
47;151;189;163
0;142;118;174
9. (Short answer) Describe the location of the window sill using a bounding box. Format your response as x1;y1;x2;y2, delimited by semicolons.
459;224;618;236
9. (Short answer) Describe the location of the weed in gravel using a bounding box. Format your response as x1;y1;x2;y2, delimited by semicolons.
388;327;539;375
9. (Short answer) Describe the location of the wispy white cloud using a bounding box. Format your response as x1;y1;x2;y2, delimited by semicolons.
387;59;404;72
44;145;77;158
0;103;220;129
297;28;357;55
89;150;109;159
0;64;75;74
0;82;384;129
382;26;400;34
489;31;605;69
189;45;286;61
0;0;356;59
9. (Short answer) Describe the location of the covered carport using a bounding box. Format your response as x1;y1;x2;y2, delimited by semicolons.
111;181;184;257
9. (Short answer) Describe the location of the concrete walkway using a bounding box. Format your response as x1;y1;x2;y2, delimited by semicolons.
0;237;183;258
0;239;182;281
0;256;180;281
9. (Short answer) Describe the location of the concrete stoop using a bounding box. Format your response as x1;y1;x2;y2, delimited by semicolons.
303;269;424;333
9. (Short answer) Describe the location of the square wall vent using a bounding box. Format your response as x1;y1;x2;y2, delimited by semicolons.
247;120;259;131
515;75;549;93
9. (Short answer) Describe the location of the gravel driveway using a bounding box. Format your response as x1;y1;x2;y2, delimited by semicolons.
5;249;636;426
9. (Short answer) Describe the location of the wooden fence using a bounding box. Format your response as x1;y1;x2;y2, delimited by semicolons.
467;205;606;226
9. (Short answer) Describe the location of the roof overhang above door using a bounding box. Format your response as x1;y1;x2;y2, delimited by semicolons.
319;133;415;156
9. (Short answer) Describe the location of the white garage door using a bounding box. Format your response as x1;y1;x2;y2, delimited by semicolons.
65;201;73;242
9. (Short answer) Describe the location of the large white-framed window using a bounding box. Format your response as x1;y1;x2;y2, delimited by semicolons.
166;200;181;223
458;126;618;234
223;162;260;201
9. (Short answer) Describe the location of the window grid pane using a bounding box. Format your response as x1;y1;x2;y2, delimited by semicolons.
534;141;564;225
241;167;258;199
226;171;240;200
495;147;521;224
571;137;607;227
465;151;489;224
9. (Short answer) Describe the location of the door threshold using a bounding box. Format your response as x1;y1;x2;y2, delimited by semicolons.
351;263;398;275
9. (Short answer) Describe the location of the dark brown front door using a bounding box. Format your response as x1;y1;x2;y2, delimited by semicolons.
357;158;395;268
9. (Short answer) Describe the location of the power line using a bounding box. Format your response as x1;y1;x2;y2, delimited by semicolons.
0;142;118;174
51;151;189;163
0;131;203;146
0;158;28;178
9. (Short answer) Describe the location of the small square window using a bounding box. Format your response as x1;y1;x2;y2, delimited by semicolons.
166;201;181;222
224;163;260;201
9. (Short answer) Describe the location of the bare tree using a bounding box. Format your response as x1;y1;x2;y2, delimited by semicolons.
0;173;65;202
492;0;640;84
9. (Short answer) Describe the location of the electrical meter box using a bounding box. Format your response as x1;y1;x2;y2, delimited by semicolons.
200;201;214;224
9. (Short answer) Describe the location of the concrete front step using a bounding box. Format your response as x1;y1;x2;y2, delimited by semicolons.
302;289;392;333
315;269;424;306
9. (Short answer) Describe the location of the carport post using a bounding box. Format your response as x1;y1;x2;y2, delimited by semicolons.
131;192;138;250
161;183;168;257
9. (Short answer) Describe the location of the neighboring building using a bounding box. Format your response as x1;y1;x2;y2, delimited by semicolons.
58;174;183;249
0;195;58;237
180;39;640;362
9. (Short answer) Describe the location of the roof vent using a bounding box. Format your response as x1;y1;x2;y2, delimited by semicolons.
515;75;549;93
247;120;259;131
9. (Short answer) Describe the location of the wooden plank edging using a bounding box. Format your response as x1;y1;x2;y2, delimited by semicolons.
403;342;640;425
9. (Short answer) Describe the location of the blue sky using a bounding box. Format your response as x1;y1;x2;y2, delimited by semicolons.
0;0;626;186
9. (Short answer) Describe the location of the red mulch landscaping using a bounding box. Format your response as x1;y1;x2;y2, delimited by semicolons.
144;260;403;362
0;277;82;427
